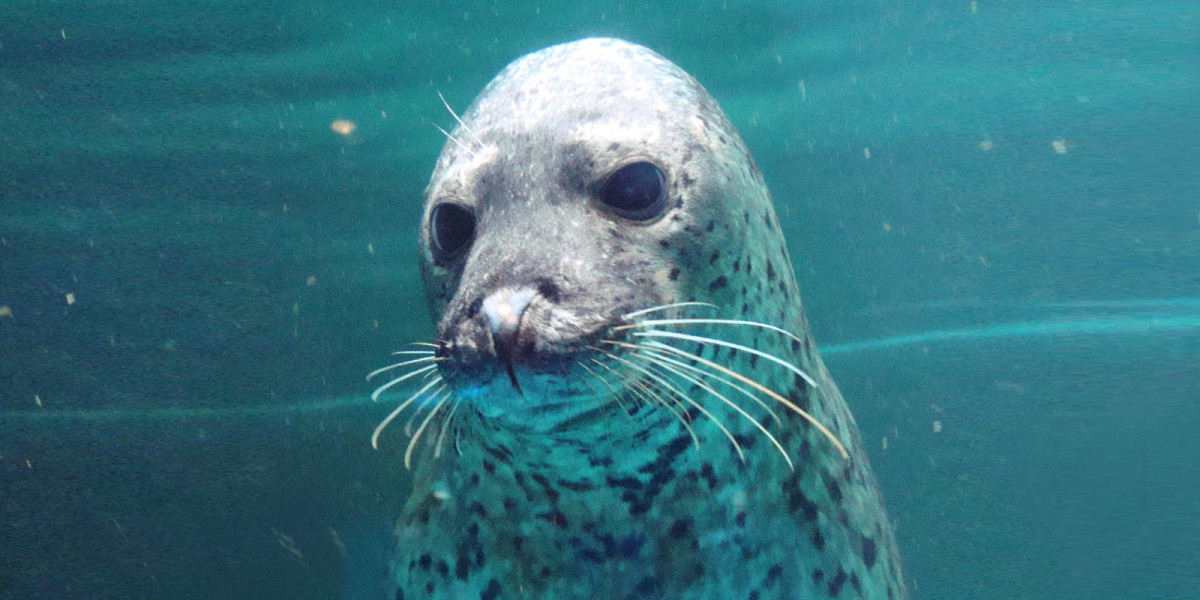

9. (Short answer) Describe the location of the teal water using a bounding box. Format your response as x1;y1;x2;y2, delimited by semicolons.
2;1;1197;599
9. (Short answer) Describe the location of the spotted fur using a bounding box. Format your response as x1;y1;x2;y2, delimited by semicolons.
384;38;906;600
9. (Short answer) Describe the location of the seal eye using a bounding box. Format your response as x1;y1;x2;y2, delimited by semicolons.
430;203;476;258
598;161;667;221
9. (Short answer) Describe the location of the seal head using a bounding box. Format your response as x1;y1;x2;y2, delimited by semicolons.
421;38;748;429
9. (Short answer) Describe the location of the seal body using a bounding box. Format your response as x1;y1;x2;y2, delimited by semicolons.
383;38;906;600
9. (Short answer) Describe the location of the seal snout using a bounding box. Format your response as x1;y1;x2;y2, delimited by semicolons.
481;287;537;393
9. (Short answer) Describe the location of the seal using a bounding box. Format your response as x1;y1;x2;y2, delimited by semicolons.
370;38;907;600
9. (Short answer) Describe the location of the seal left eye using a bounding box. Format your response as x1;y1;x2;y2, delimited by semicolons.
430;203;476;258
598;161;667;221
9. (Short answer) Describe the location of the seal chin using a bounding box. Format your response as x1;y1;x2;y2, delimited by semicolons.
450;362;615;432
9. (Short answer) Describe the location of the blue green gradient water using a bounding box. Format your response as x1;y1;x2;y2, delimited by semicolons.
2;1;1196;598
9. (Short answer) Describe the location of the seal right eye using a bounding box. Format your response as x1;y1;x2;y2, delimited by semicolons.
430;203;476;258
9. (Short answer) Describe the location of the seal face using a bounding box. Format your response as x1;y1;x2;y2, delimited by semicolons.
373;38;907;600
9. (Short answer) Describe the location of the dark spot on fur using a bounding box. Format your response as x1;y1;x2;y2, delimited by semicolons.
454;554;469;579
862;536;878;569
699;463;718;490
669;518;693;540
537;510;569;529
706;219;716;232
823;472;844;503
850;572;864;595
791;339;801;352
736;511;747;527
436;559;449;577
669;267;680;281
709;250;721;265
748;592;760;600
513;536;524;551
813;569;825;583
480;579;502;600
766;260;776;281
741;303;749;314
732;259;740;272
708;276;728;292
828;568;848;597
743;210;750;223
418;554;432;570
812;529;826;550
660;240;670;249
466;297;482;318
558;479;593;492
765;564;784;588
394;588;404;600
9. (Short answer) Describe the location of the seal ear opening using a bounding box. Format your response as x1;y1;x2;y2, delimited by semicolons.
597;161;668;221
430;203;476;259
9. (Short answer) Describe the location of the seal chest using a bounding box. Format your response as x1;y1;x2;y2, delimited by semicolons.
374;38;907;600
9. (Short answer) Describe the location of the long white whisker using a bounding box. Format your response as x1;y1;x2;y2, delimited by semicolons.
631;330;818;389
629;351;793;470
433;397;462;459
391;349;436;356
627;339;849;459
594;347;743;462
406;393;451;469
366;356;442;381
591;356;702;449
371;380;444;449
615;318;804;345
437;90;485;147
370;364;439;401
434;122;474;155
579;361;633;418
623;302;717;320
614;340;780;425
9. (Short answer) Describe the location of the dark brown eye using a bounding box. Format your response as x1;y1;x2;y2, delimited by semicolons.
430;203;475;258
598;161;667;221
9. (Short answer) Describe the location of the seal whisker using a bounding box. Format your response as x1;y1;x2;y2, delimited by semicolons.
594;347;744;462
371;379;445;450
432;121;477;157
409;342;441;349
634;340;849;459
390;349;436;356
366;356;443;382
622;301;717;320
370;364;440;402
615;318;804;345
607;339;782;425
433;397;463;459
405;391;451;470
627;351;794;470
578;360;635;419
437;90;486;148
590;354;702;449
631;330;819;389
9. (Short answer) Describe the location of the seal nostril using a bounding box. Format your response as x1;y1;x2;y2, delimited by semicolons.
536;279;562;303
466;297;483;319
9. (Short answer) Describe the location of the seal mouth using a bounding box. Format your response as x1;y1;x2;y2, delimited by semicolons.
367;301;850;470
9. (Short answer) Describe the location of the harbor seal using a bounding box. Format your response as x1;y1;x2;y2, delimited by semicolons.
370;38;906;600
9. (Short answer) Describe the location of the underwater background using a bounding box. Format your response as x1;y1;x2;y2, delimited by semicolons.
1;0;1197;598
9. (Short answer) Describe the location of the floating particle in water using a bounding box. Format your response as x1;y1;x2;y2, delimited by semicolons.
979;139;994;151
65;292;75;305
1051;139;1068;154
331;119;357;136
932;420;943;433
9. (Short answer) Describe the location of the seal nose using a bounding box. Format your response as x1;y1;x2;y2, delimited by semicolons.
481;288;537;392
